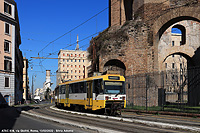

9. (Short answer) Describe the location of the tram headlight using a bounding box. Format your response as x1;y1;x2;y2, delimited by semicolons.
105;96;109;100
122;96;125;100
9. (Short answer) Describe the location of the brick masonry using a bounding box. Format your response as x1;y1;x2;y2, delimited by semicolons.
88;0;200;106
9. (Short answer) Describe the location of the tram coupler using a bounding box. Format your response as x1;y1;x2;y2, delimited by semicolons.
105;101;124;116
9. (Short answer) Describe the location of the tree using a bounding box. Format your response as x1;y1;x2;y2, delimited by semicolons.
45;87;51;100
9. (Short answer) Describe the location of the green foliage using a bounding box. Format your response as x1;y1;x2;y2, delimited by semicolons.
126;105;163;111
45;87;51;100
164;105;200;113
126;105;200;114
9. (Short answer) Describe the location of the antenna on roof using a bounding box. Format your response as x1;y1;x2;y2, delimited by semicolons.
76;34;79;50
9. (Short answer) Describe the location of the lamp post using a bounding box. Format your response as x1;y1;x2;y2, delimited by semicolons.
32;74;33;102
31;67;36;103
31;74;36;103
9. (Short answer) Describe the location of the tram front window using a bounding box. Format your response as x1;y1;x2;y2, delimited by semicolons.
104;81;125;94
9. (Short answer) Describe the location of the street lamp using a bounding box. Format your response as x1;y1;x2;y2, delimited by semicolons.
31;67;36;103
31;74;36;102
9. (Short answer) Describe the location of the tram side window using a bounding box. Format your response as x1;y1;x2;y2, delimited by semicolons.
93;79;103;95
74;83;79;93
70;83;79;93
69;84;73;93
80;82;86;93
69;82;86;93
59;85;66;94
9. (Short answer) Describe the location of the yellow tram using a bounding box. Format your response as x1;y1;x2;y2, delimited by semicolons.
55;73;126;115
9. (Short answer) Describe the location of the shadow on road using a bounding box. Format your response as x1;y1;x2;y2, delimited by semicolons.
0;106;37;130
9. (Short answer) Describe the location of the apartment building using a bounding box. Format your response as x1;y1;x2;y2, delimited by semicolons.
23;57;29;102
57;37;91;85
34;88;45;100
163;33;188;102
0;0;23;105
164;33;187;71
43;70;53;100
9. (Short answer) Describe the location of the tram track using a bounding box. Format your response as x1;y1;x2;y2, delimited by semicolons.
23;104;187;133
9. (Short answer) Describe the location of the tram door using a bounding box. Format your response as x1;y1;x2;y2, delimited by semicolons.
86;81;93;107
66;85;69;104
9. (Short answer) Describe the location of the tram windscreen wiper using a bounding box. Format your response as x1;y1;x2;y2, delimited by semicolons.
115;92;120;97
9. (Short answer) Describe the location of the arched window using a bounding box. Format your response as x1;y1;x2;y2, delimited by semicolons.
171;25;186;45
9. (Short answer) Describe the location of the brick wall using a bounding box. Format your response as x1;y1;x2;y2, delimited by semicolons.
109;0;126;26
89;0;200;106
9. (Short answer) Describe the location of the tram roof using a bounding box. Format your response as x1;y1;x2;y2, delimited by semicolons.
59;74;125;85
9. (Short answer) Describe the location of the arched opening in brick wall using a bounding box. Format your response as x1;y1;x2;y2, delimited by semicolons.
162;52;193;104
157;17;200;72
157;16;200;105
103;59;126;76
158;16;200;40
171;24;186;45
163;52;193;68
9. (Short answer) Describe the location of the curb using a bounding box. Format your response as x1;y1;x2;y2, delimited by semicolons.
123;109;200;118
50;106;200;132
21;110;124;133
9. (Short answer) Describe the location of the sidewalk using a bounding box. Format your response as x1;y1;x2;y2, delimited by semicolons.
122;110;200;131
123;108;200;117
49;106;200;132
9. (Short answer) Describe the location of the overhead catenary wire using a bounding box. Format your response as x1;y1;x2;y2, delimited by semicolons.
37;1;117;55
33;41;91;74
28;0;179;60
38;29;103;64
31;1;195;90
35;1;118;72
35;0;192;74
37;0;178;58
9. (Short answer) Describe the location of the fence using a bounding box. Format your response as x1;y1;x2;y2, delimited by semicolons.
125;67;200;113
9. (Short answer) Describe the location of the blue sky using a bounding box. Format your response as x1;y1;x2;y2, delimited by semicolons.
171;28;181;34
15;0;109;91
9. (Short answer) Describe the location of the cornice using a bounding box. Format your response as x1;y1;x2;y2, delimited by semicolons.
0;12;17;24
4;0;16;5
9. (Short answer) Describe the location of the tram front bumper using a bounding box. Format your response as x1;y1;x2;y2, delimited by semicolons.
105;101;125;110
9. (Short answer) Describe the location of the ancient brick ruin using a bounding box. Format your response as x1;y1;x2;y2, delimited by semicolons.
88;0;200;106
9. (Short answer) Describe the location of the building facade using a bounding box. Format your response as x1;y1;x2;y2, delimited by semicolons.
57;38;91;85
34;88;45;100
43;70;52;100
23;57;29;102
164;33;187;72
0;0;23;105
43;70;52;90
163;33;188;102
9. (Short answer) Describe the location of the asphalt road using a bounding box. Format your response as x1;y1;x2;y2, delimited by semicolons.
2;103;197;133
0;106;91;133
24;104;188;133
12;114;89;133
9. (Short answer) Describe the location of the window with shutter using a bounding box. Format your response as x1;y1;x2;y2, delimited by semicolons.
4;2;12;15
4;58;12;72
5;77;10;88
4;40;10;53
5;23;10;35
